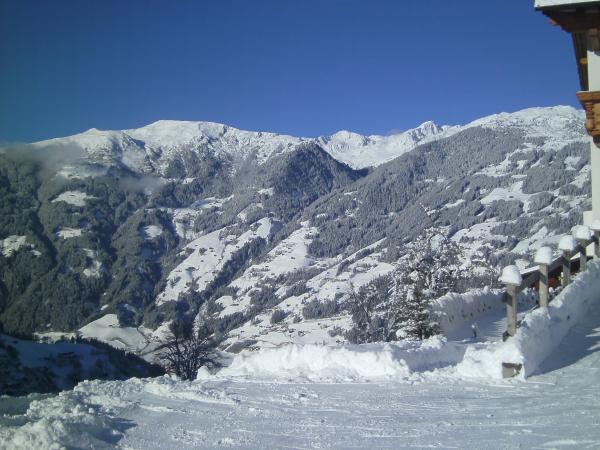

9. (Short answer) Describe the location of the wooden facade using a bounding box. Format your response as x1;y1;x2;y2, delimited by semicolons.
536;0;600;146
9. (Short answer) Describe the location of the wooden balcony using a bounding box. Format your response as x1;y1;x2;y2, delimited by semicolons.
577;90;600;146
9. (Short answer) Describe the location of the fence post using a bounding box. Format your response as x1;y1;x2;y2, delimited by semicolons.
539;263;549;307
572;225;592;272
504;285;518;340
500;265;522;341
562;251;571;286
558;235;576;287
534;246;552;308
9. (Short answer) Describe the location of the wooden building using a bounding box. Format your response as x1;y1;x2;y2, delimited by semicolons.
535;0;600;224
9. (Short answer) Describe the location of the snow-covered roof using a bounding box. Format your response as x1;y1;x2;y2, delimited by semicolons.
535;0;599;8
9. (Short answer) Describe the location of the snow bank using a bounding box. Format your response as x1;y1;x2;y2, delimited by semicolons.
212;336;466;382
0;391;123;450
456;259;600;379
430;288;503;336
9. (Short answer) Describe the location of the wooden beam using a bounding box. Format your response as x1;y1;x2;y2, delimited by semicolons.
577;90;600;145
542;10;600;34
589;28;600;51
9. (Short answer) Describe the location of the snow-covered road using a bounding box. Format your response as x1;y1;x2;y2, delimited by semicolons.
118;370;600;449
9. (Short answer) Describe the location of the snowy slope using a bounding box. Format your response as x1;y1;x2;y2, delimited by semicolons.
157;218;273;305
315;120;458;169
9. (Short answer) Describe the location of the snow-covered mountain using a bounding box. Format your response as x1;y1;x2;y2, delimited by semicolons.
27;105;582;173
0;105;589;357
29;114;456;174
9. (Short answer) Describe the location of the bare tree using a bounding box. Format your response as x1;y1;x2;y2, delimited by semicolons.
156;319;220;380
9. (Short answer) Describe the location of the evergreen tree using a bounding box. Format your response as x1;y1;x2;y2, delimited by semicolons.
347;227;460;343
389;228;459;339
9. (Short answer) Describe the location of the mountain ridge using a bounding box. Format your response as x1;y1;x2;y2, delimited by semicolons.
23;105;584;172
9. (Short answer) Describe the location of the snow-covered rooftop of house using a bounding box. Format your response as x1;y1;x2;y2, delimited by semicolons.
535;0;599;8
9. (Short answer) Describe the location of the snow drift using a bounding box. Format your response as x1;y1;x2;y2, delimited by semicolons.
209;336;466;382
213;269;599;382
430;287;503;336
456;259;600;379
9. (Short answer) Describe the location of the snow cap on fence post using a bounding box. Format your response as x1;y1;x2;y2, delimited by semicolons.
558;235;577;252
572;225;591;271
500;265;522;286
572;225;592;241
558;235;575;287
534;246;553;266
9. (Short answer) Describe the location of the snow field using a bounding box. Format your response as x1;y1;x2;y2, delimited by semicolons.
220;241;393;349
51;190;95;207
0;235;31;257
157;217;272;305
55;227;83;239
78;314;165;356
0;390;124;450
480;180;533;212
83;248;103;278
166;196;233;240
230;223;317;293
139;225;163;240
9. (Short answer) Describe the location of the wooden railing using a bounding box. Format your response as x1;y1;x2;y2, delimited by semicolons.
500;224;600;342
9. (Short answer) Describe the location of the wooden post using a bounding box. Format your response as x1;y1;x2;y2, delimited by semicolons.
595;231;600;258
538;263;549;307
579;243;588;272
503;285;518;341
562;251;571;287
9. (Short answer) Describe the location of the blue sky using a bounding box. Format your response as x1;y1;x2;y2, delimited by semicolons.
0;0;580;142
